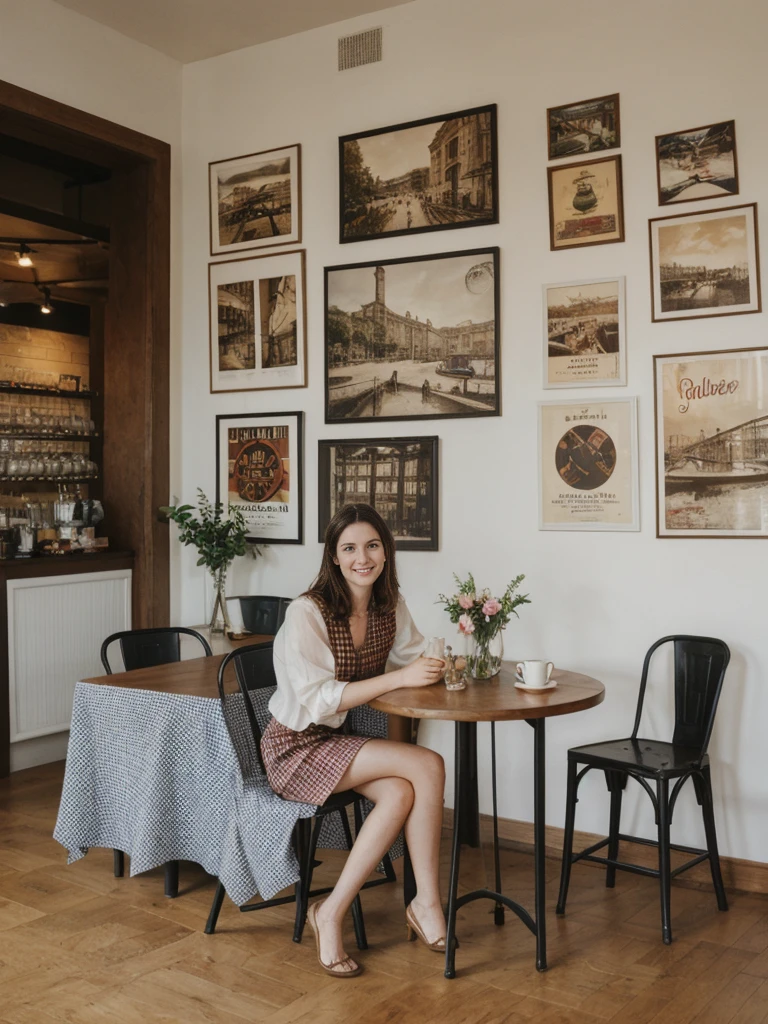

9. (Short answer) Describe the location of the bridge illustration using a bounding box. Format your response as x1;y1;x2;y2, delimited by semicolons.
666;414;768;485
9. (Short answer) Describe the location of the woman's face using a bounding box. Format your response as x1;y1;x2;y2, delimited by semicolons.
334;521;386;599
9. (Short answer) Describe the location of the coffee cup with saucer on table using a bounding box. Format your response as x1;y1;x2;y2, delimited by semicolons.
515;660;556;691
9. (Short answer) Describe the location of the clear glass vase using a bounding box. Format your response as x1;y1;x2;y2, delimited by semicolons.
467;631;503;679
208;564;232;634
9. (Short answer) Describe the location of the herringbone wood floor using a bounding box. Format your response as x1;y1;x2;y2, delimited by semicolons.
1;762;768;1024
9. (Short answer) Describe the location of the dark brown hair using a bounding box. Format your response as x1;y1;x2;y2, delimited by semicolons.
305;503;399;618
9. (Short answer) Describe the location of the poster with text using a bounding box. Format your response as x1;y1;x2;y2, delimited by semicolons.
539;398;639;531
216;411;303;544
543;277;625;387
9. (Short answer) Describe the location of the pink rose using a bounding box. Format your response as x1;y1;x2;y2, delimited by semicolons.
458;614;475;635
458;593;474;610
482;599;501;617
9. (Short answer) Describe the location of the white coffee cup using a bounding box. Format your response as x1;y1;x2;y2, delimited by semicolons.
515;660;554;688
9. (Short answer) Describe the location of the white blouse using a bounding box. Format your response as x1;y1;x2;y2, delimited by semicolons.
268;594;425;731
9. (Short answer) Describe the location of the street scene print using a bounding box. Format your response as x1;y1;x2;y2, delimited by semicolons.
548;155;624;250
539;398;639;531
318;437;438;551
544;277;625;387
325;248;499;424
656;121;738;205
655;349;768;538
209;250;306;393
547;93;620;160
209;144;300;255
340;105;497;243
650;204;760;321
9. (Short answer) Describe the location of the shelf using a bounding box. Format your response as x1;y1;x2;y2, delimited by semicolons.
0;431;99;441
0;385;96;400
0;475;99;483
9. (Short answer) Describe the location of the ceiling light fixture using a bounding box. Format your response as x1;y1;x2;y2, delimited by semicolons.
39;287;53;315
16;243;33;268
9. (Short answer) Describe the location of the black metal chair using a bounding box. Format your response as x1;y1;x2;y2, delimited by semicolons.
556;635;730;944
205;641;395;944
235;596;291;636
100;626;214;895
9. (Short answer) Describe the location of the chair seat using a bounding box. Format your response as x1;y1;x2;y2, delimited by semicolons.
569;737;708;777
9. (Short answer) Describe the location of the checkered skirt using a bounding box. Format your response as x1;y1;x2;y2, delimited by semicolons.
261;599;396;804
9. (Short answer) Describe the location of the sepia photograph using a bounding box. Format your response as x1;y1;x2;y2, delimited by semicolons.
318;436;438;550
656;120;738;206
216;411;303;544
325;247;499;424
547;93;620;160
209;144;301;255
655;348;768;538
543;276;626;388
209;250;306;393
649;203;761;321
539;397;639;531
548;155;624;250
339;105;498;243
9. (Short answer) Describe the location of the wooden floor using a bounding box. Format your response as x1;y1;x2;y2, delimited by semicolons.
2;763;768;1024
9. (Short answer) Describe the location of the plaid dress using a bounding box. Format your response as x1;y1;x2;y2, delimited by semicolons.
261;599;397;804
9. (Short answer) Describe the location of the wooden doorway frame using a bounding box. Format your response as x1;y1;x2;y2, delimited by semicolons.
0;79;171;628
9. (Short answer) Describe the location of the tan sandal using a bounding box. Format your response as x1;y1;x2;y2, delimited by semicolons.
405;901;447;952
306;902;362;978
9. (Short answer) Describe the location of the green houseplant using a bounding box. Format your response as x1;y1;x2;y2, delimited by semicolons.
161;489;253;633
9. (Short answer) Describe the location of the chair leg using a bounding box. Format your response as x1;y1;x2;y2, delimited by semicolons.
657;777;673;944
293;817;314;944
695;767;728;912
113;849;124;878
605;770;626;889
556;758;579;915
338;806;368;951
164;860;179;898
205;880;226;934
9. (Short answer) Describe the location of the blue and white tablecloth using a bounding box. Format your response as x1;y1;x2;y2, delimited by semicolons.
54;681;397;906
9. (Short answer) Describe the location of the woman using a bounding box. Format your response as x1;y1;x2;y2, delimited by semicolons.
261;503;446;978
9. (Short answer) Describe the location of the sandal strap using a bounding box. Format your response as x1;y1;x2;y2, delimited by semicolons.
323;956;358;971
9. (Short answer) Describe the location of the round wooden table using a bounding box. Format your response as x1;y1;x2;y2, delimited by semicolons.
370;661;604;978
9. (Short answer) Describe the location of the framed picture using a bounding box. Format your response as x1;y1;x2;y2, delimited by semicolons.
548;155;624;250
325;247;500;424
339;104;498;243
539;397;639;531
543;277;626;388
215;411;303;544
318;436;439;551
208;249;306;393
209;143;301;256
654;348;768;539
547;93;620;161
649;203;761;321
655;120;738;206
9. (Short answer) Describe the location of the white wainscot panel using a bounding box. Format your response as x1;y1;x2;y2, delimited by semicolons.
8;569;132;741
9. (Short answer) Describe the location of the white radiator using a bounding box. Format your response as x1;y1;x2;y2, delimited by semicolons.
7;569;132;742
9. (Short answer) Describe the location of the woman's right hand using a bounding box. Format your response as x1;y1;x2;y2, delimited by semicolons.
399;656;445;689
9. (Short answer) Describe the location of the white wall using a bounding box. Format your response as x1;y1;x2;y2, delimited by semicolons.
180;0;767;862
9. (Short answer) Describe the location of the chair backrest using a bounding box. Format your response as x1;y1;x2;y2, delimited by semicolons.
236;595;291;636
631;635;730;756
216;641;275;775
100;627;213;674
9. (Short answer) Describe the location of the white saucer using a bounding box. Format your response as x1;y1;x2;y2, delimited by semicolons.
514;677;558;692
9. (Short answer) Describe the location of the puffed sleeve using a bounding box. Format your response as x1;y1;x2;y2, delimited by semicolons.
386;596;426;671
268;598;348;730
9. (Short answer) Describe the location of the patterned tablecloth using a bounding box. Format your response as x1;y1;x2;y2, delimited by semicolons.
54;681;395;905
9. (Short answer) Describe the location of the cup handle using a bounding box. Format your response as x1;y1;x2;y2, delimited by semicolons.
546;662;554;681
515;664;525;680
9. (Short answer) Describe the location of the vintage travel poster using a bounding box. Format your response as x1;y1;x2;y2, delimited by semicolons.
216;411;303;544
543;277;625;387
539;398;639;531
655;348;768;537
548;155;624;250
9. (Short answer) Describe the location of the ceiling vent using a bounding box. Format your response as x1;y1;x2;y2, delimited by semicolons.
338;27;382;71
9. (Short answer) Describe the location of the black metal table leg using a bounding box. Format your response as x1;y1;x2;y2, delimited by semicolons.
491;722;504;926
444;721;464;979
402;839;416;908
164;859;179;899
531;717;547;971
457;721;480;847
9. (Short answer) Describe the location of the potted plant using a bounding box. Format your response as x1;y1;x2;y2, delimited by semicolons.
438;572;530;679
161;489;256;633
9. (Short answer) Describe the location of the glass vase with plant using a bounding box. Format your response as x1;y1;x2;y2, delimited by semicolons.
438;572;530;679
161;489;255;633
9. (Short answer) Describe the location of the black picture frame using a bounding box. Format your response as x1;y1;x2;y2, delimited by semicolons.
655;120;738;206
215;410;304;545
324;246;501;425
547;93;620;161
339;104;498;244
318;436;439;551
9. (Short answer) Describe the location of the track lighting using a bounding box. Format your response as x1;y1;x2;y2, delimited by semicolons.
16;243;33;268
